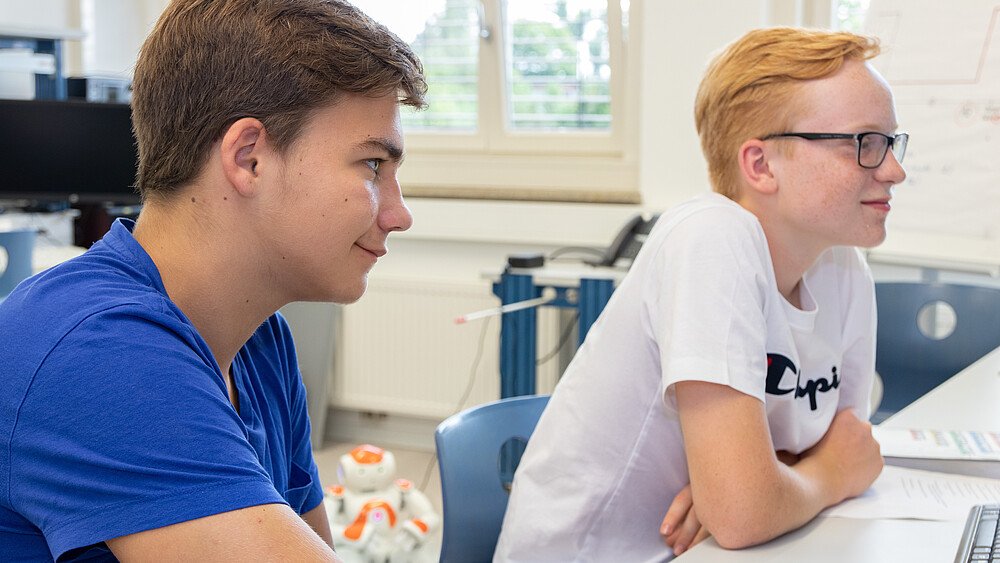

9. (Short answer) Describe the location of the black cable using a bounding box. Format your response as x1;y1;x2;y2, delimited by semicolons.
536;310;579;366
33;228;63;247
418;441;438;493
456;313;494;412
419;314;495;492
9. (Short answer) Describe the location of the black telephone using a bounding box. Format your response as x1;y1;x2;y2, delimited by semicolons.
593;213;659;268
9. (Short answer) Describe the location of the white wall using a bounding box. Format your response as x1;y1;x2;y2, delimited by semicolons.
79;0;166;78
637;0;761;211
0;0;73;29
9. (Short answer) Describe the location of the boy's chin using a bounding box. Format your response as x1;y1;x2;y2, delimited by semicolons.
329;278;369;305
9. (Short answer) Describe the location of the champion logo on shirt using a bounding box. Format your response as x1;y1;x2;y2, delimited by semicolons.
765;353;840;411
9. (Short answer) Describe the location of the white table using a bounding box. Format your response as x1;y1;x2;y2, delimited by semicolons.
677;346;1000;562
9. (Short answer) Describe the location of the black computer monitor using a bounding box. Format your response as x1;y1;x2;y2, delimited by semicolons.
0;98;140;207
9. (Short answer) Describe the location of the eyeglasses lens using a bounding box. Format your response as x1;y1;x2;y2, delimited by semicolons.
891;133;908;164
859;134;886;168
859;133;907;168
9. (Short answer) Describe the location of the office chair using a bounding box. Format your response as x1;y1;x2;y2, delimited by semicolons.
873;282;1000;422
0;229;36;300
434;394;550;563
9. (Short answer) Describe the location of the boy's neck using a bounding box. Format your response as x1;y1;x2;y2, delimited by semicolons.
763;230;823;309
734;193;825;308
132;191;286;377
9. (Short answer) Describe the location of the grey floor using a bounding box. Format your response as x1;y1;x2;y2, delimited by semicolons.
314;442;443;562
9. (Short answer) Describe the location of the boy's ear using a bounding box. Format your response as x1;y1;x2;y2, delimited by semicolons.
737;138;778;196
220;117;269;197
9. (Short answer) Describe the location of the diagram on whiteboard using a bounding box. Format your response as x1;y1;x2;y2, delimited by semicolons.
865;0;1000;243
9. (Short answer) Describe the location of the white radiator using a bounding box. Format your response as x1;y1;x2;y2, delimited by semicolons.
333;276;565;420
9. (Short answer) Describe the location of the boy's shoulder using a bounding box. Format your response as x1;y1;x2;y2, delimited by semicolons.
667;191;761;226
652;191;767;248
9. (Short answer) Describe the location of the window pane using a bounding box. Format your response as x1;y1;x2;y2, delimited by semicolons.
836;0;871;31
353;0;479;132
504;0;614;131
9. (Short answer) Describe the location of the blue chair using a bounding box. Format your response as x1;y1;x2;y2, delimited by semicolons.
0;229;36;300
873;282;1000;422
434;394;549;563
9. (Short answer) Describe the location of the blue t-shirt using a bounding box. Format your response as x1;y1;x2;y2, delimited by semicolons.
0;220;324;562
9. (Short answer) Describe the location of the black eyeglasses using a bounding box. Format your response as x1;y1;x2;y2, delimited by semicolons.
760;131;909;169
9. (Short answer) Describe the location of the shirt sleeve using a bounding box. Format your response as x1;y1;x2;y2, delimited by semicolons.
643;205;775;409
10;305;287;560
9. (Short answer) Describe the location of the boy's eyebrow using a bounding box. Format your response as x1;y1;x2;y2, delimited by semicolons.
356;138;404;161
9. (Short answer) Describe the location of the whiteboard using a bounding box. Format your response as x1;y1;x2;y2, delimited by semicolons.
863;0;1000;274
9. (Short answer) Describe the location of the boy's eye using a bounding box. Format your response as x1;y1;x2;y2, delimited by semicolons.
365;159;381;173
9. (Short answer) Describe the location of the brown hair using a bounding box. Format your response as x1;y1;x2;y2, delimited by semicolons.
131;0;427;201
694;27;881;199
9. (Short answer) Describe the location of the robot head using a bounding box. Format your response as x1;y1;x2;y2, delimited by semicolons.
338;444;397;494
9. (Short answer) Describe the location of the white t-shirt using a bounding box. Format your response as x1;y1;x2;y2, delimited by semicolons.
494;192;876;563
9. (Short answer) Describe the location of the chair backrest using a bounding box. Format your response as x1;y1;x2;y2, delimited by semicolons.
874;282;1000;421
0;229;36;299
434;394;550;563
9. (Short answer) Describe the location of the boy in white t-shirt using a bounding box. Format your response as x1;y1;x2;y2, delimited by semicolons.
495;27;907;562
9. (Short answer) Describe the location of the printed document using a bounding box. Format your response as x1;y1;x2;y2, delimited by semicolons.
821;465;1000;521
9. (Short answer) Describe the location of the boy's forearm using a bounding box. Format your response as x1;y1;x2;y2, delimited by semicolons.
691;451;838;549
678;383;881;550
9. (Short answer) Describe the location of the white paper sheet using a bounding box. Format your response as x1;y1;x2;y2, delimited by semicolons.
820;465;1000;521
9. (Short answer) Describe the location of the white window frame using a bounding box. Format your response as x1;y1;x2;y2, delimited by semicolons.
399;0;640;203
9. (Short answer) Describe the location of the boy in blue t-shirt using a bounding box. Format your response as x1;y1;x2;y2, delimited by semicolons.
0;1;426;561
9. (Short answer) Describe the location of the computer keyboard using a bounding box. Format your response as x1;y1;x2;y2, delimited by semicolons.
956;505;1000;562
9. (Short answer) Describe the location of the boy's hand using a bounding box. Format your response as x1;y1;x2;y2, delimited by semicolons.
660;484;710;555
801;408;883;503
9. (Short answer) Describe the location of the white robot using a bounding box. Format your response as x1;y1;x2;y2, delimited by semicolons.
326;444;440;563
